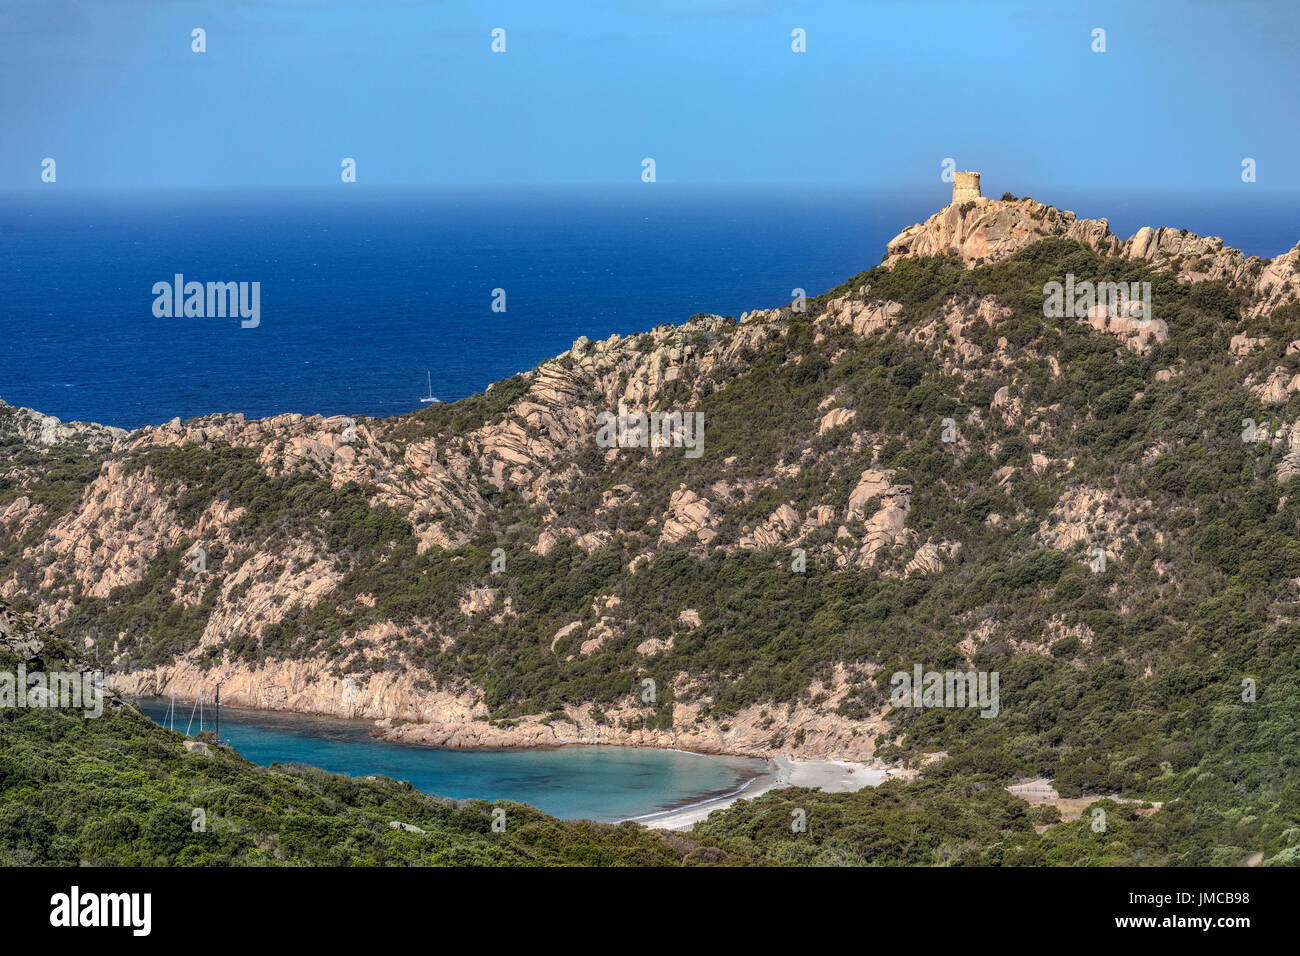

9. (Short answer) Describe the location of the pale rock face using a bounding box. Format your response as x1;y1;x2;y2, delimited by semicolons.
110;655;489;725
548;610;621;658
1273;422;1300;483
990;385;1023;423
10;459;183;616
579;621;615;656
740;503;802;550
885;198;1120;267
635;636;674;656
847;469;902;519
1251;367;1300;405
809;505;836;527
550;620;584;652
840;469;913;567
1039;487;1147;559
0;399;125;452
575;530;612;552
600;484;637;508
534;529;559;556
1251;246;1300;317
904;542;944;576
1014;616;1096;658
818;407;856;435
459;587;499;617
860;505;910;558
0;495;45;540
189;547;340;657
528;525;611;556
892;295;1009;372
1122;228;1300;317
737;502;841;554
0;604;44;661
376;662;887;761
1081;305;1169;355
1230;334;1268;357
1124;225;1232;272
822;296;903;337
660;486;714;545
885;196;1300;319
1278;454;1300;485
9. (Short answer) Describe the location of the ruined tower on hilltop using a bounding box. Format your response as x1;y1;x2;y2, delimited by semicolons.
952;170;981;204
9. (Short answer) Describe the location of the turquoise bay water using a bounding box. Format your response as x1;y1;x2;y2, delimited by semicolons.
137;698;763;822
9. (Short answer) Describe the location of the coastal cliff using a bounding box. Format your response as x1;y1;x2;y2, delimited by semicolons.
4;189;1300;776
885;194;1300;318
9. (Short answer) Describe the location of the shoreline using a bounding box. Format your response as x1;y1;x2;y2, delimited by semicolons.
630;756;891;830
125;679;883;762
134;694;900;828
628;758;781;830
107;654;889;765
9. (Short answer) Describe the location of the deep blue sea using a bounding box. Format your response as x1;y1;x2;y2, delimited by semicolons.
2;186;1296;431
137;698;763;823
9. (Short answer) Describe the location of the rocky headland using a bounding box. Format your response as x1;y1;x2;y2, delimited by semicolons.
4;185;1300;770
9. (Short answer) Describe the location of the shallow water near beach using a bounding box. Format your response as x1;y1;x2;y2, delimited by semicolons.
137;697;766;822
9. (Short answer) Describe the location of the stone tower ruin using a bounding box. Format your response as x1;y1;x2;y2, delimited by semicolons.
952;170;981;204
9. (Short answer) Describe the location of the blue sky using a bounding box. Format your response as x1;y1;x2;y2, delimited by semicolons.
1;0;1297;193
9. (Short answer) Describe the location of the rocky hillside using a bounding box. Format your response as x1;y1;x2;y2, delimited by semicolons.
3;190;1300;813
0;599;749;866
886;192;1300;318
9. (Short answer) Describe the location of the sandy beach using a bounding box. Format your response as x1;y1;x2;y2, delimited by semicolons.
631;756;891;830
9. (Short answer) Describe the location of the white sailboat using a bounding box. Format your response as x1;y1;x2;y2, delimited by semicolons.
419;371;441;404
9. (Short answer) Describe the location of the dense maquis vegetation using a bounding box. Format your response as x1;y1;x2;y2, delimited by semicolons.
693;775;1298;867
0;705;761;866
697;756;1300;867
7;233;1300;865
0;618;749;866
0;407;104;591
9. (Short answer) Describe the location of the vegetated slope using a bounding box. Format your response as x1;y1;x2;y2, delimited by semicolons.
2;192;1300;864
0;604;747;866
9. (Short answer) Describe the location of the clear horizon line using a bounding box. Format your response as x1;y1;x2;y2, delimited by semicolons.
3;182;1296;194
